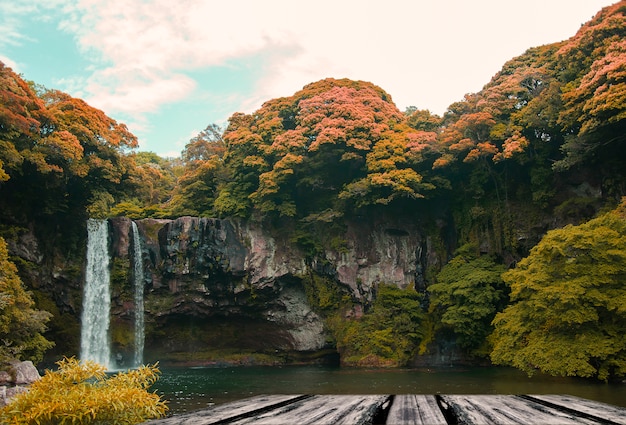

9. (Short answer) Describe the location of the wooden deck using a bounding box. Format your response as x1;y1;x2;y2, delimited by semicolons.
146;394;626;424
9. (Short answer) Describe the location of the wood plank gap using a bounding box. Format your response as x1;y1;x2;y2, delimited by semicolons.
209;394;314;425
518;395;623;425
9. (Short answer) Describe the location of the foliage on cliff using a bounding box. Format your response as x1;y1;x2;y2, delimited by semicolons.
329;284;426;367
428;244;508;356
0;237;53;364
490;199;626;381
0;357;167;424
2;1;624;229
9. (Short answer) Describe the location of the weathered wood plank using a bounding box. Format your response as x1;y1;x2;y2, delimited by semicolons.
146;394;626;425
440;395;604;424
228;395;390;425
145;394;310;425
524;394;626;425
386;394;447;425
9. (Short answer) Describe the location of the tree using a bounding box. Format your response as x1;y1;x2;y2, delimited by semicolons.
428;244;507;355
0;62;49;180
0;237;53;364
165;125;227;217
181;123;225;164
340;129;436;207
331;284;426;366
554;2;626;171
167;158;222;217
490;199;626;381
405;108;441;132
0;65;139;218
216;78;437;219
0;357;167;424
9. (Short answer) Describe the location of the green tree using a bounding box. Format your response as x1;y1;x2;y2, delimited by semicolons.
428;244;507;355
181;123;225;163
166;125;227;217
331;284;425;366
405;108;441;132
0;357;167;424
0;236;54;364
167;158;222;217
490;199;626;381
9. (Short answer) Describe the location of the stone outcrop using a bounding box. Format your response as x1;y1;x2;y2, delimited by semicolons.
0;361;41;407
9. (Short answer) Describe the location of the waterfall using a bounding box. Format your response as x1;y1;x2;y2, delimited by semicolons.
131;221;145;367
80;219;111;369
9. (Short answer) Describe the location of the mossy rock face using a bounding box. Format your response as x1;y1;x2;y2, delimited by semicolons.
110;257;132;302
110;318;136;367
301;273;352;313
31;290;81;362
143;315;321;366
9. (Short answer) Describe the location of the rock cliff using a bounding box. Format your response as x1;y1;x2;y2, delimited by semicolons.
3;211;445;366
102;216;430;366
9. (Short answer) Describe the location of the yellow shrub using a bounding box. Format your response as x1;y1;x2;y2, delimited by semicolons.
0;357;168;424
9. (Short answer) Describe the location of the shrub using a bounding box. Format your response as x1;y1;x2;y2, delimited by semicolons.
490;200;626;380
0;357;168;424
331;283;426;366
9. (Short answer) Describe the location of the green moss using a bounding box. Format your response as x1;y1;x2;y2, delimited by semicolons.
110;258;131;302
140;220;166;242
301;273;351;313
158;349;283;366
32;290;80;358
145;293;176;315
554;196;598;223
110;320;134;351
0;225;28;241
329;236;349;253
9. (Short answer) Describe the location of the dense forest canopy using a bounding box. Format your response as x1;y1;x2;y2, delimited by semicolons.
0;1;625;379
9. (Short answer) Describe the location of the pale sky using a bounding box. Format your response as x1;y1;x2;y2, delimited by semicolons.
0;0;617;157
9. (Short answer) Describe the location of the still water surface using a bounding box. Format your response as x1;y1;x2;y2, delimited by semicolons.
153;365;626;415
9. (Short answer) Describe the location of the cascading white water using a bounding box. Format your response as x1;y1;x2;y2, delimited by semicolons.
131;221;145;367
80;219;111;369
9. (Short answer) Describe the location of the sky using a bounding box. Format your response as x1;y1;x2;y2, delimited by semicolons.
0;0;618;158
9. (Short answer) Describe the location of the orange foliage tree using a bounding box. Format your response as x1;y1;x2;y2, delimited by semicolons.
214;78;438;219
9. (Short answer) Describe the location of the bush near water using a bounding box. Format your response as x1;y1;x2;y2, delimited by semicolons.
0;357;167;424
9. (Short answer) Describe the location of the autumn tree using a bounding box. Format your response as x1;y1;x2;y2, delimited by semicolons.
111;152;178;218
0;63;141;223
181;123;225;164
405;108;441;132
214;78;437;220
490;199;626;381
0;62;50;181
554;3;626;177
0;236;54;364
164;124;227;217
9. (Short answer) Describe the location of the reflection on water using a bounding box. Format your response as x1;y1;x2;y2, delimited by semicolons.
152;365;626;415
